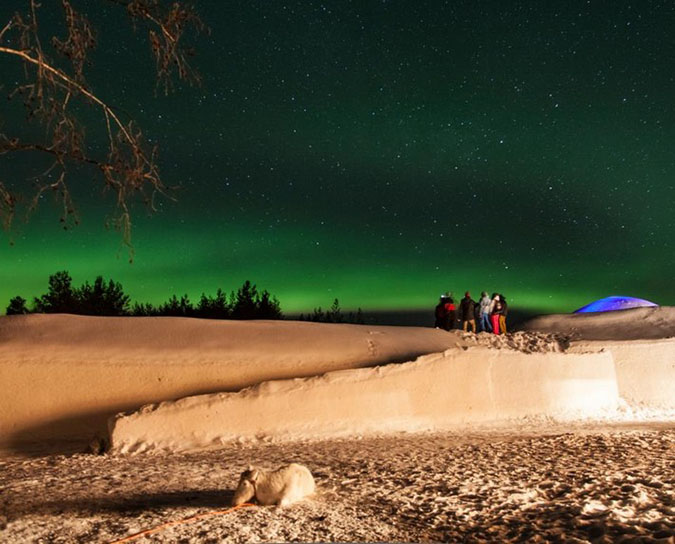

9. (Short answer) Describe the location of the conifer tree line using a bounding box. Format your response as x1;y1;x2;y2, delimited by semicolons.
299;298;366;325
5;271;282;320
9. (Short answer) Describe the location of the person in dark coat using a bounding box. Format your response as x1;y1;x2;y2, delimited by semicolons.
459;291;476;332
434;296;447;329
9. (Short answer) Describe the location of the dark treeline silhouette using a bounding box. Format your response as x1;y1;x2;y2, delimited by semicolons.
5;272;282;320
299;298;366;324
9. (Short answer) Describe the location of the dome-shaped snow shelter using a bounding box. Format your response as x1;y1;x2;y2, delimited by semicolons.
574;296;658;313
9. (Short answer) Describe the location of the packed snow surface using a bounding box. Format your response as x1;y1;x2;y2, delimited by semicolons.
1;426;673;542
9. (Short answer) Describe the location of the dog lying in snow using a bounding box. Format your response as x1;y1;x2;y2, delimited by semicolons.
232;463;315;506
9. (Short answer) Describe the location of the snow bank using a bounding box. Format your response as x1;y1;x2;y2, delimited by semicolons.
0;314;471;450
2;312;673;455
522;306;675;340
570;338;675;411
108;348;620;453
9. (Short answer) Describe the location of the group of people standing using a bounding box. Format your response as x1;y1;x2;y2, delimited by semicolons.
434;291;508;334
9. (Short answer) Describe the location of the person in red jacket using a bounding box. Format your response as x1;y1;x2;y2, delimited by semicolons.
434;295;455;331
443;294;456;330
490;293;502;335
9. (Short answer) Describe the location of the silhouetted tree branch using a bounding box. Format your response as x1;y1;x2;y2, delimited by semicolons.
0;0;204;252
107;0;204;93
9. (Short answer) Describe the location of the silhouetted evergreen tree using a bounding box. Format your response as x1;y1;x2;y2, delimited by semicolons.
159;294;194;317
196;288;230;319
34;271;77;313
159;295;180;316
350;308;366;324
196;293;211;317
131;302;158;316
232;280;258;319
6;296;29;315
303;300;366;324
310;306;325;322
77;278;104;315
328;298;343;323
77;276;130;316
213;288;231;318
180;295;194;316
257;290;283;319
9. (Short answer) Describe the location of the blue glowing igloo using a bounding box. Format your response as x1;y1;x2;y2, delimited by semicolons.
574;296;658;313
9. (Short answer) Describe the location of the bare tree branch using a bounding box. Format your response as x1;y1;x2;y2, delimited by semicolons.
0;46;152;169
105;0;206;93
0;182;16;231
51;0;97;85
0;0;203;252
0;19;12;41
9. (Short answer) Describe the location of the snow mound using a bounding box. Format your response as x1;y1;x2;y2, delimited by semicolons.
0;314;493;452
522;306;675;341
108;347;621;453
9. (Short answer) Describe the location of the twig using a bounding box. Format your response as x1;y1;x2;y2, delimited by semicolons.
0;46;144;167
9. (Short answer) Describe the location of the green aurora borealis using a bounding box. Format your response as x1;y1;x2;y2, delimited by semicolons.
2;1;674;315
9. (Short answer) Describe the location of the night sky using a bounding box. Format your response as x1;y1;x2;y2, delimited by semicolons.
2;1;674;315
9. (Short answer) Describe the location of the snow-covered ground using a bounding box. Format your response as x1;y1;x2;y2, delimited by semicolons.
2;425;673;542
1;310;674;542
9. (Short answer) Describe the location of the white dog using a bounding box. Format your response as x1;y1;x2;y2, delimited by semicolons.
232;463;315;506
